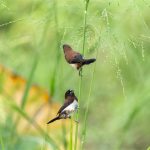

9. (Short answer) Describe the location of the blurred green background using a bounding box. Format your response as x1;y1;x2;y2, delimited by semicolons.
0;0;150;149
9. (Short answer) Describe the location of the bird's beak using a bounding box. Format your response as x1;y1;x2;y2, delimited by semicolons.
70;90;74;95
63;44;66;49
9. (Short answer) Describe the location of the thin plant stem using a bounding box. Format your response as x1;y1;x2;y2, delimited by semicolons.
0;136;5;150
81;43;99;149
82;0;89;55
74;1;90;150
62;122;67;150
69;118;73;150
41;125;48;150
74;76;82;150
11;55;39;144
21;56;38;109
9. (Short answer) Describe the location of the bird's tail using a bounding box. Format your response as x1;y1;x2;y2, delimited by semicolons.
47;116;60;124
83;58;96;65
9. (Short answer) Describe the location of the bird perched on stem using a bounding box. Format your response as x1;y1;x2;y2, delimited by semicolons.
47;90;78;124
63;44;96;76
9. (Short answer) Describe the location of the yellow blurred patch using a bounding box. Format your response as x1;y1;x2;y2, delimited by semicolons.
0;64;80;150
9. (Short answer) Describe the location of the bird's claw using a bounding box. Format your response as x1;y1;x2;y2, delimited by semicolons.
74;120;79;124
79;68;83;77
68;116;79;123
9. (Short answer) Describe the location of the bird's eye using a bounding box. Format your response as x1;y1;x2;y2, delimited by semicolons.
70;90;74;94
65;89;74;96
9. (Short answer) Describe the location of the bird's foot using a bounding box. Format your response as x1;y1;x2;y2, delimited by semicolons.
68;117;79;123
74;120;79;124
79;68;83;77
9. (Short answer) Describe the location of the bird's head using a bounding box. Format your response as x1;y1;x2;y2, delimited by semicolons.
65;89;75;98
63;44;72;52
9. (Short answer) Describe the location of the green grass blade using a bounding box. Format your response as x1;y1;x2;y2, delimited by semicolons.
147;146;150;150
9;101;59;150
116;95;150;149
61;123;68;150
0;137;5;150
69;119;73;150
21;56;38;109
13;56;39;143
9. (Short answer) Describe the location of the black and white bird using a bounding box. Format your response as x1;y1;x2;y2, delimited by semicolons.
47;90;78;124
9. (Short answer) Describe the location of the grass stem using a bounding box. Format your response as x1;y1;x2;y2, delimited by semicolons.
10;101;59;150
81;43;99;149
74;1;90;150
0;136;5;150
62;122;67;150
21;56;38;109
69;118;73;150
74;76;82;150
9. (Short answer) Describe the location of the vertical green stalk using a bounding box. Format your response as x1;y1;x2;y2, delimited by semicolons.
41;125;47;150
62;122;67;150
81;44;98;150
74;76;82;150
82;0;89;55
74;1;90;150
0;136;5;150
69;119;73;150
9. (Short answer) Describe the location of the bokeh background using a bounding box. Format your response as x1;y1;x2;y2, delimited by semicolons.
0;0;150;150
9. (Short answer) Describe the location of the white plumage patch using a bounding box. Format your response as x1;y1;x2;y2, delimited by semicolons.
70;64;77;69
63;100;78;115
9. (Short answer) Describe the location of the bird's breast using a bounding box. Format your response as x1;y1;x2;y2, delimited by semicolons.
70;64;77;69
63;100;78;113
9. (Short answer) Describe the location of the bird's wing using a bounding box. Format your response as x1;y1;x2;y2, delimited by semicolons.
57;97;74;114
70;53;83;63
75;96;78;102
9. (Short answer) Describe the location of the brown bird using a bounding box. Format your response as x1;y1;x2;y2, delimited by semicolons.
63;44;96;76
47;90;78;124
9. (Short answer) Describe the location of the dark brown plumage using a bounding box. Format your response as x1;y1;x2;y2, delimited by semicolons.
47;90;78;124
63;44;96;76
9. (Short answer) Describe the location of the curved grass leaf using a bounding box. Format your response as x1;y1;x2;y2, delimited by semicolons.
8;101;59;150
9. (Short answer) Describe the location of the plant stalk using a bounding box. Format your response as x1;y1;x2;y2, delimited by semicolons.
74;1;90;150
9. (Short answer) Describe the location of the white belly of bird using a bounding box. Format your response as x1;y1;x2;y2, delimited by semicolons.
63;100;78;115
70;64;77;69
